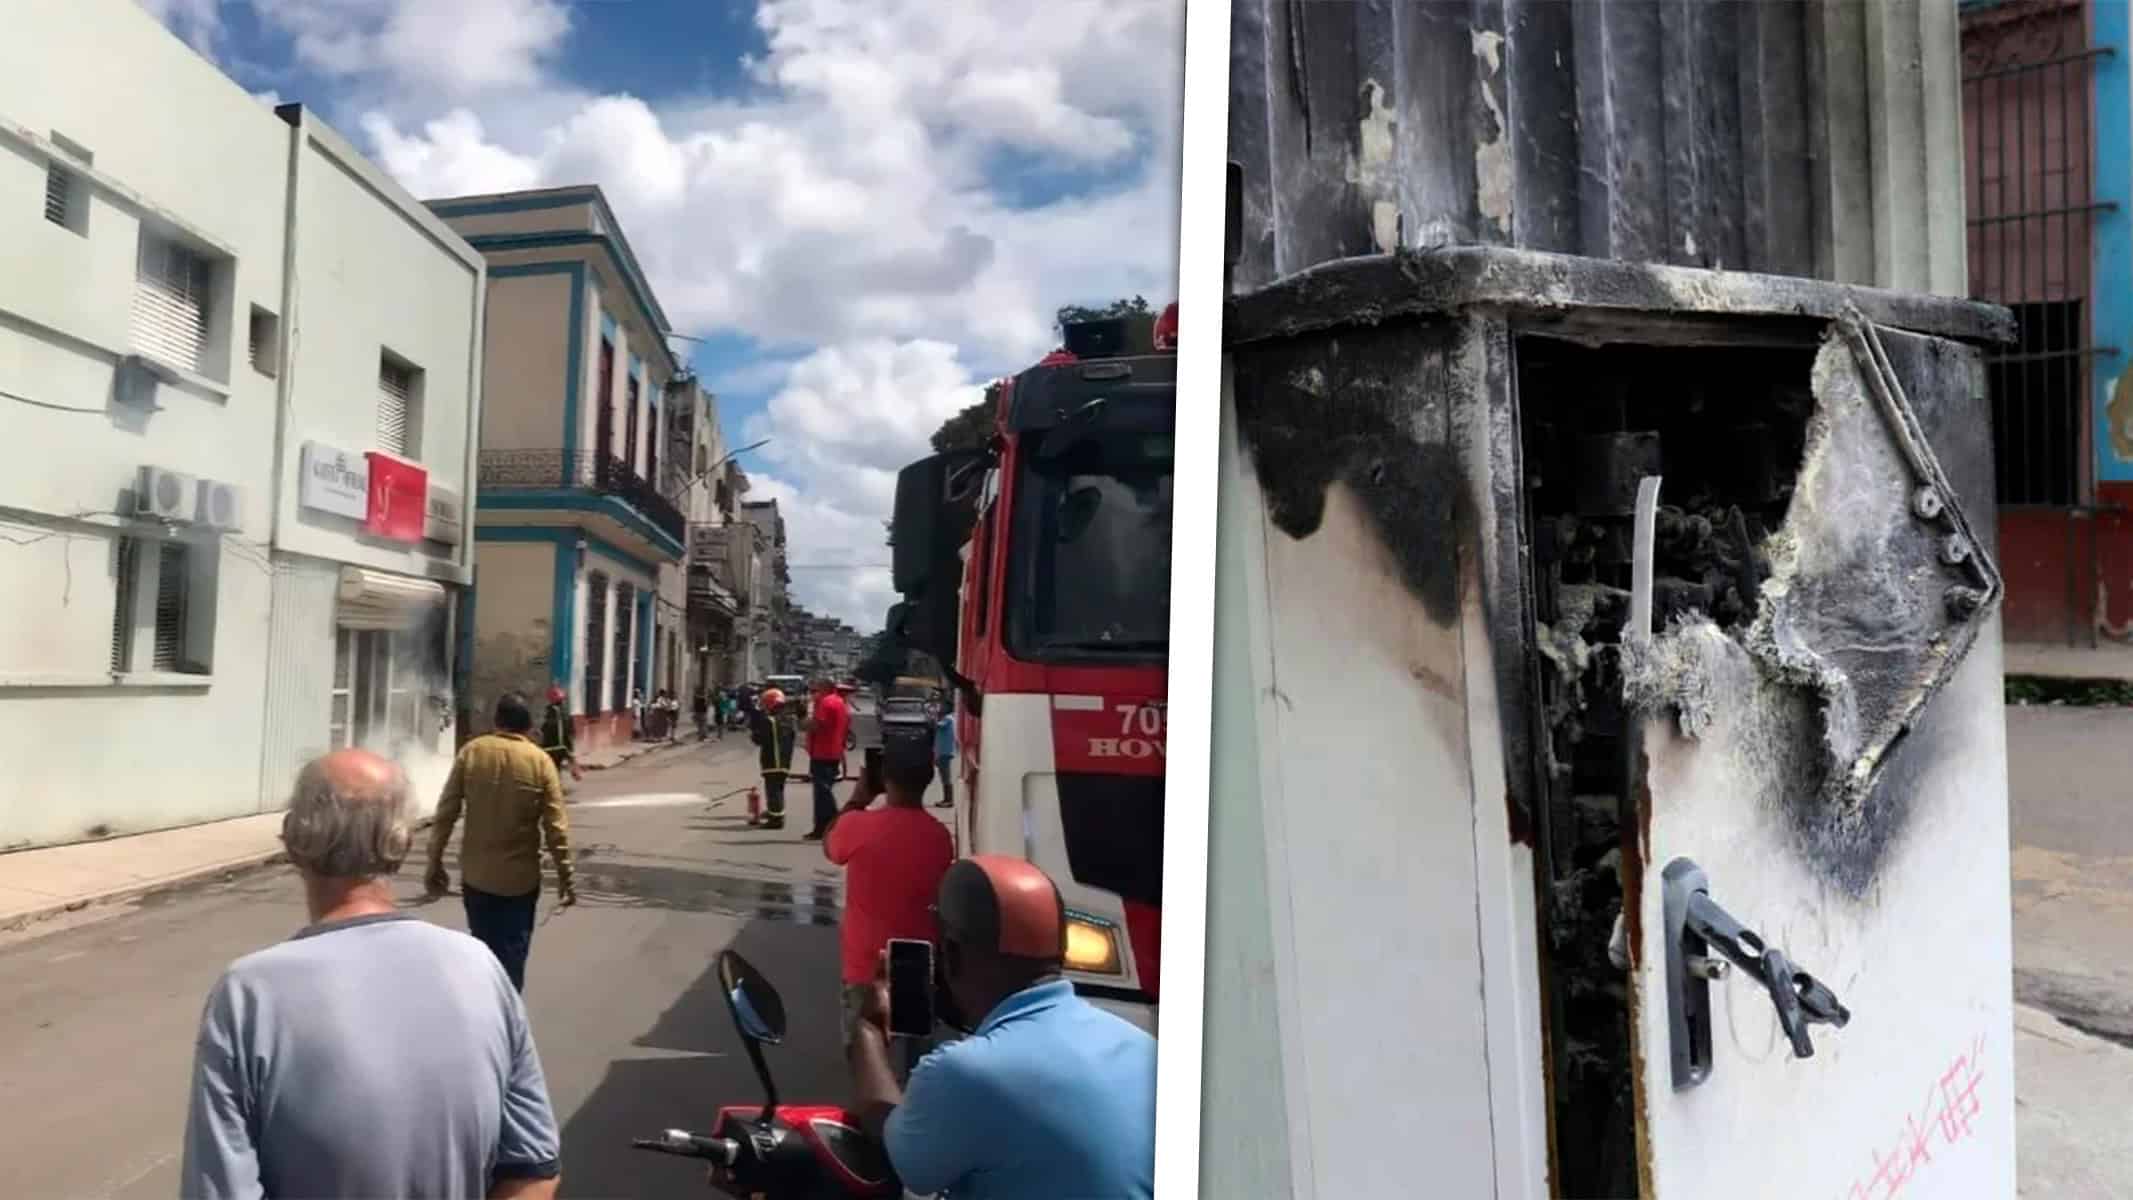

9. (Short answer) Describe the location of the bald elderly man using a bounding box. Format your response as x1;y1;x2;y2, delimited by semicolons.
180;749;564;1200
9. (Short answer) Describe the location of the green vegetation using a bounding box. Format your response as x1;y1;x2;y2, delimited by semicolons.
2005;675;2133;707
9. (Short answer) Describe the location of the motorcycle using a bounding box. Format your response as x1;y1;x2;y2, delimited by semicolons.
632;949;901;1199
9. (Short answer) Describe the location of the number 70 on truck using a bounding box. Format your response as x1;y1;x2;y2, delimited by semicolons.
885;305;1178;1035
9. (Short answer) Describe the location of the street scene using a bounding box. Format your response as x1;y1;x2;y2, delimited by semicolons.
0;737;890;1199
11;0;2133;1197
3;0;1176;1196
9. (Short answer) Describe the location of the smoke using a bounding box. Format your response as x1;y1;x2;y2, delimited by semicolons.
365;603;463;822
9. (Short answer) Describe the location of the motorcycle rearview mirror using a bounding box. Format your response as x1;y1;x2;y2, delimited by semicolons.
717;949;785;1123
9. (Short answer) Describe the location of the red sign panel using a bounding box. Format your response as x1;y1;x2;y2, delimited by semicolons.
363;453;429;543
1047;694;1167;778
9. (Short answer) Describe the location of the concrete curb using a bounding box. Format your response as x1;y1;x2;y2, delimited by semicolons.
0;815;440;938
0;846;293;936
2;740;730;938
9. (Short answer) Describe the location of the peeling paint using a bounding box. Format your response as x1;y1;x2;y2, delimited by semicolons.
1472;33;1514;237
1346;80;1402;254
1372;201;1401;256
2109;361;2133;463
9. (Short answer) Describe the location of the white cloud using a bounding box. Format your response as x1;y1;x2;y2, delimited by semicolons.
249;0;571;96
148;0;1184;627
739;340;987;624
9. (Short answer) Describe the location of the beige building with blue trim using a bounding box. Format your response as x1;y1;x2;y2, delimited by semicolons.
434;186;694;750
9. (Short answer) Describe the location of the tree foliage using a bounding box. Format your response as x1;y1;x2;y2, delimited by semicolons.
1056;295;1152;329
930;379;1001;456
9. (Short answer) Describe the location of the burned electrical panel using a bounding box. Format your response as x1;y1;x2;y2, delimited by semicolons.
1518;338;1818;1197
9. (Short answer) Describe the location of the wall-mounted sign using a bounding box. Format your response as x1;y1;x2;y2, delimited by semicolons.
363;452;429;543
299;442;370;520
424;483;464;546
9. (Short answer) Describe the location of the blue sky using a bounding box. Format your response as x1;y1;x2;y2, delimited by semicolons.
142;0;1183;627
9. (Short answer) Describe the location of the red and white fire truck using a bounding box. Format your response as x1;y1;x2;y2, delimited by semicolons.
888;305;1177;1034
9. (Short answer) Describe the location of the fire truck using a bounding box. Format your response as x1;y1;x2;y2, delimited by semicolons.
887;305;1177;1034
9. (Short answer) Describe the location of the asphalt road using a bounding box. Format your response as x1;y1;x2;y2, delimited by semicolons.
0;736;895;1200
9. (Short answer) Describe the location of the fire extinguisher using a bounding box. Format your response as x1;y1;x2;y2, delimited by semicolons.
746;786;761;824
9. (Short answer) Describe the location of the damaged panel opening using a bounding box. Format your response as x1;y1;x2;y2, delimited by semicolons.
1517;335;1819;1199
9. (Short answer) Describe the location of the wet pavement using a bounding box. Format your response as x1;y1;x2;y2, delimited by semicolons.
0;738;913;1200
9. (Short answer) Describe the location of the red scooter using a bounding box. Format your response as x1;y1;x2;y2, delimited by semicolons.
632;949;900;1199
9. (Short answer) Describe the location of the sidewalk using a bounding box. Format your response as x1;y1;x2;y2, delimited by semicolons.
0;734;707;936
2005;639;2133;682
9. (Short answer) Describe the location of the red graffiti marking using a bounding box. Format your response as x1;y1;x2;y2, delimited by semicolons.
1841;1035;1987;1200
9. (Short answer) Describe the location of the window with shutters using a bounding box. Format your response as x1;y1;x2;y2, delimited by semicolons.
377;354;424;459
151;542;188;672
44;163;83;233
132;232;212;374
612;582;635;713
584;573;609;715
109;537;140;673
43;134;90;235
109;535;215;676
249;307;281;377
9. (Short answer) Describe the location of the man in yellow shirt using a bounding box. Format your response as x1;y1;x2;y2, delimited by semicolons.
426;692;577;991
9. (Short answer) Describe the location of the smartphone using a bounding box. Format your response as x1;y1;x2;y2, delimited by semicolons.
886;937;934;1039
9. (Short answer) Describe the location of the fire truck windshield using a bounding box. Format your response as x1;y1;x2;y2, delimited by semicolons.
1007;428;1172;664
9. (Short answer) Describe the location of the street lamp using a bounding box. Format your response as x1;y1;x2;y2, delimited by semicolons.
678;437;771;497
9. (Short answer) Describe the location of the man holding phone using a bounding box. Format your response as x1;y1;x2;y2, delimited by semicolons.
823;742;954;1069
844;856;1157;1199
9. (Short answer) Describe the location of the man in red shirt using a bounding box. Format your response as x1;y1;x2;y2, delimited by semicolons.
800;676;852;841
826;745;954;1071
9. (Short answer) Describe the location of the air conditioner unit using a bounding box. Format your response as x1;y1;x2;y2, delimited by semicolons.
195;479;244;533
136;465;197;522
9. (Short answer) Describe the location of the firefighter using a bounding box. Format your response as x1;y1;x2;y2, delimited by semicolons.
748;688;799;831
539;684;584;784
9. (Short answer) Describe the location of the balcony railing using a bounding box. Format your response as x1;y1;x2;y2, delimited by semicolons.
478;449;687;546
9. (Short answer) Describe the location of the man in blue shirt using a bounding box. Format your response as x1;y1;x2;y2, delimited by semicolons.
845;855;1156;1199
183;749;562;1200
932;702;957;809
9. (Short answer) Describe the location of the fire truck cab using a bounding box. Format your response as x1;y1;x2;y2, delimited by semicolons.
887;307;1177;1034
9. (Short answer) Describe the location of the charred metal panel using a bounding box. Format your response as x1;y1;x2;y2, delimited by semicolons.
1229;319;1473;628
1624;321;2003;896
1225;247;2015;350
1230;0;1968;294
1212;327;1509;1199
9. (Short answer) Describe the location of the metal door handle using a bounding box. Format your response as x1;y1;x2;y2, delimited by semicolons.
1662;858;1852;1089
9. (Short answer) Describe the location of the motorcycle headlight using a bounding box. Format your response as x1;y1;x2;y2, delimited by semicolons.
1063;910;1124;976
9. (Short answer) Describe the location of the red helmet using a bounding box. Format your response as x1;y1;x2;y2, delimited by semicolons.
760;688;786;710
546;685;565;704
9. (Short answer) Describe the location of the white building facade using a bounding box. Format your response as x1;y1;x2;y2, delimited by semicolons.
0;0;483;851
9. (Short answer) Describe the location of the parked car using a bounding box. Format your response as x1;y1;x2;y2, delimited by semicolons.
879;696;933;760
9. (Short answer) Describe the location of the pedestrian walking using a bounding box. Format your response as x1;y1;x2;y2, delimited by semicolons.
425;692;578;992
933;704;957;809
539;684;585;783
824;742;954;1075
182;748;564;1199
692;685;711;741
800;676;853;842
748;687;799;830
